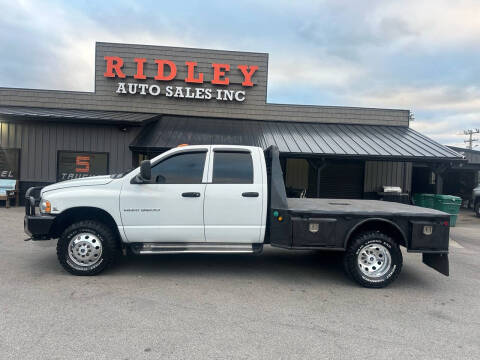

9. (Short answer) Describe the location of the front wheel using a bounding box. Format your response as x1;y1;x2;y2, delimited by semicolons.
56;220;118;276
343;231;403;288
475;202;480;218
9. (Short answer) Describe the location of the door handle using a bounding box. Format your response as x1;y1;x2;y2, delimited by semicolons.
242;192;259;197
182;192;201;198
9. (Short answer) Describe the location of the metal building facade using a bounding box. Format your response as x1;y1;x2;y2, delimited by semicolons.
0;42;464;202
0;43;410;126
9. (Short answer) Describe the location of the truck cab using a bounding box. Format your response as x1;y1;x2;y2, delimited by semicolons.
121;145;267;244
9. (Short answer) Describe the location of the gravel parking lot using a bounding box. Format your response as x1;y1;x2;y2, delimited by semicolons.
1;207;479;359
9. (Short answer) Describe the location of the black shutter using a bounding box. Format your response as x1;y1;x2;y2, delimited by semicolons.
319;161;365;199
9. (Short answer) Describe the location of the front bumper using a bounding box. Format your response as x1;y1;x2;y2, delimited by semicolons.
24;214;56;240
24;186;55;240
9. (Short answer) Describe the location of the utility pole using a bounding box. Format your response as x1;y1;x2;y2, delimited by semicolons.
464;129;480;150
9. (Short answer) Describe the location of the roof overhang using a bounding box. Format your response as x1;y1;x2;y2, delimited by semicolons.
0;106;159;125
130;115;465;163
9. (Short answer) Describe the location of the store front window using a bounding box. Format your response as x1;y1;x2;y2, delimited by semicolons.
57;151;109;181
0;148;20;179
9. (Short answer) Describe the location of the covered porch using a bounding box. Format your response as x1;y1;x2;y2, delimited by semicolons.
130;115;464;200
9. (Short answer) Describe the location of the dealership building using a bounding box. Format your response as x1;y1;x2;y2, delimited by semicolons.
0;42;465;204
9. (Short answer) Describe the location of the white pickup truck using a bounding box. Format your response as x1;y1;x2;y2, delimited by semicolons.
25;145;451;288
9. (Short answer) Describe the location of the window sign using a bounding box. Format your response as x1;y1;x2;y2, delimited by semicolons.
0;148;20;179
57;151;109;181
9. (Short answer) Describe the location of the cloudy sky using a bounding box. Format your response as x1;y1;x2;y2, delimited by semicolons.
0;0;479;147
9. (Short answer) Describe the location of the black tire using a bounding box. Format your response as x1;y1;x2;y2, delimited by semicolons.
56;220;119;276
475;202;480;218
343;231;403;288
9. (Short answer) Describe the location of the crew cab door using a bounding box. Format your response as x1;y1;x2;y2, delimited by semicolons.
120;147;209;243
203;147;266;243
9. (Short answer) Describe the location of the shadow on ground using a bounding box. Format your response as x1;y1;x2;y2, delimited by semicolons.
25;239;429;289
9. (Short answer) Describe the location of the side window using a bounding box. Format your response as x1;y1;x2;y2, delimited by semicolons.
151;152;206;184
212;151;253;184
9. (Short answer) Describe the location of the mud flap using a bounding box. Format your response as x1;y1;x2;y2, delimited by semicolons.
422;253;449;276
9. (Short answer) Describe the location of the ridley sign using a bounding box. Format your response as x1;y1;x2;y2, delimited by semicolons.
104;56;259;102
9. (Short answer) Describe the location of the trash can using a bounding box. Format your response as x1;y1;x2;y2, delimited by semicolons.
434;195;462;227
413;193;435;208
423;194;436;209
412;193;423;207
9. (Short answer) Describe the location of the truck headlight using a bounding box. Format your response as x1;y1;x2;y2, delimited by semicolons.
40;199;51;214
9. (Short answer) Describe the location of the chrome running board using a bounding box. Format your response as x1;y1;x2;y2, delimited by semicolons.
130;243;263;255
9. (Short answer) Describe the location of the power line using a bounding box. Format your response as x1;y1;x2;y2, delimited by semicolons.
463;129;480;150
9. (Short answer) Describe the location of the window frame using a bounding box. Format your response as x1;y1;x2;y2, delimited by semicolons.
149;149;208;185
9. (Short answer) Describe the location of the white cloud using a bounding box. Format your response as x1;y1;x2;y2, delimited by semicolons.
346;85;480;112
411;113;480;146
0;0;193;91
372;0;480;49
269;54;366;88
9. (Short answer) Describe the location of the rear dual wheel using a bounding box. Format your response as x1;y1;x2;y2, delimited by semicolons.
343;231;403;288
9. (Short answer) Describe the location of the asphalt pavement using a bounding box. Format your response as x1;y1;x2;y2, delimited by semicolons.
0;207;479;359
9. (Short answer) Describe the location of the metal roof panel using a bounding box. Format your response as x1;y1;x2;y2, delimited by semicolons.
0;105;157;123
129;115;464;161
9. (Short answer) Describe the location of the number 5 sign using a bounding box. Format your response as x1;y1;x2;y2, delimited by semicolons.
75;156;91;173
57;151;109;181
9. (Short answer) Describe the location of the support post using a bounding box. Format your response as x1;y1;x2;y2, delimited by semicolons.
435;172;443;195
307;158;326;198
430;163;449;195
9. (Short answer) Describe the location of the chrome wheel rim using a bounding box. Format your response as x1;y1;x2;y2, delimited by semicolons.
68;232;103;267
357;244;391;278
